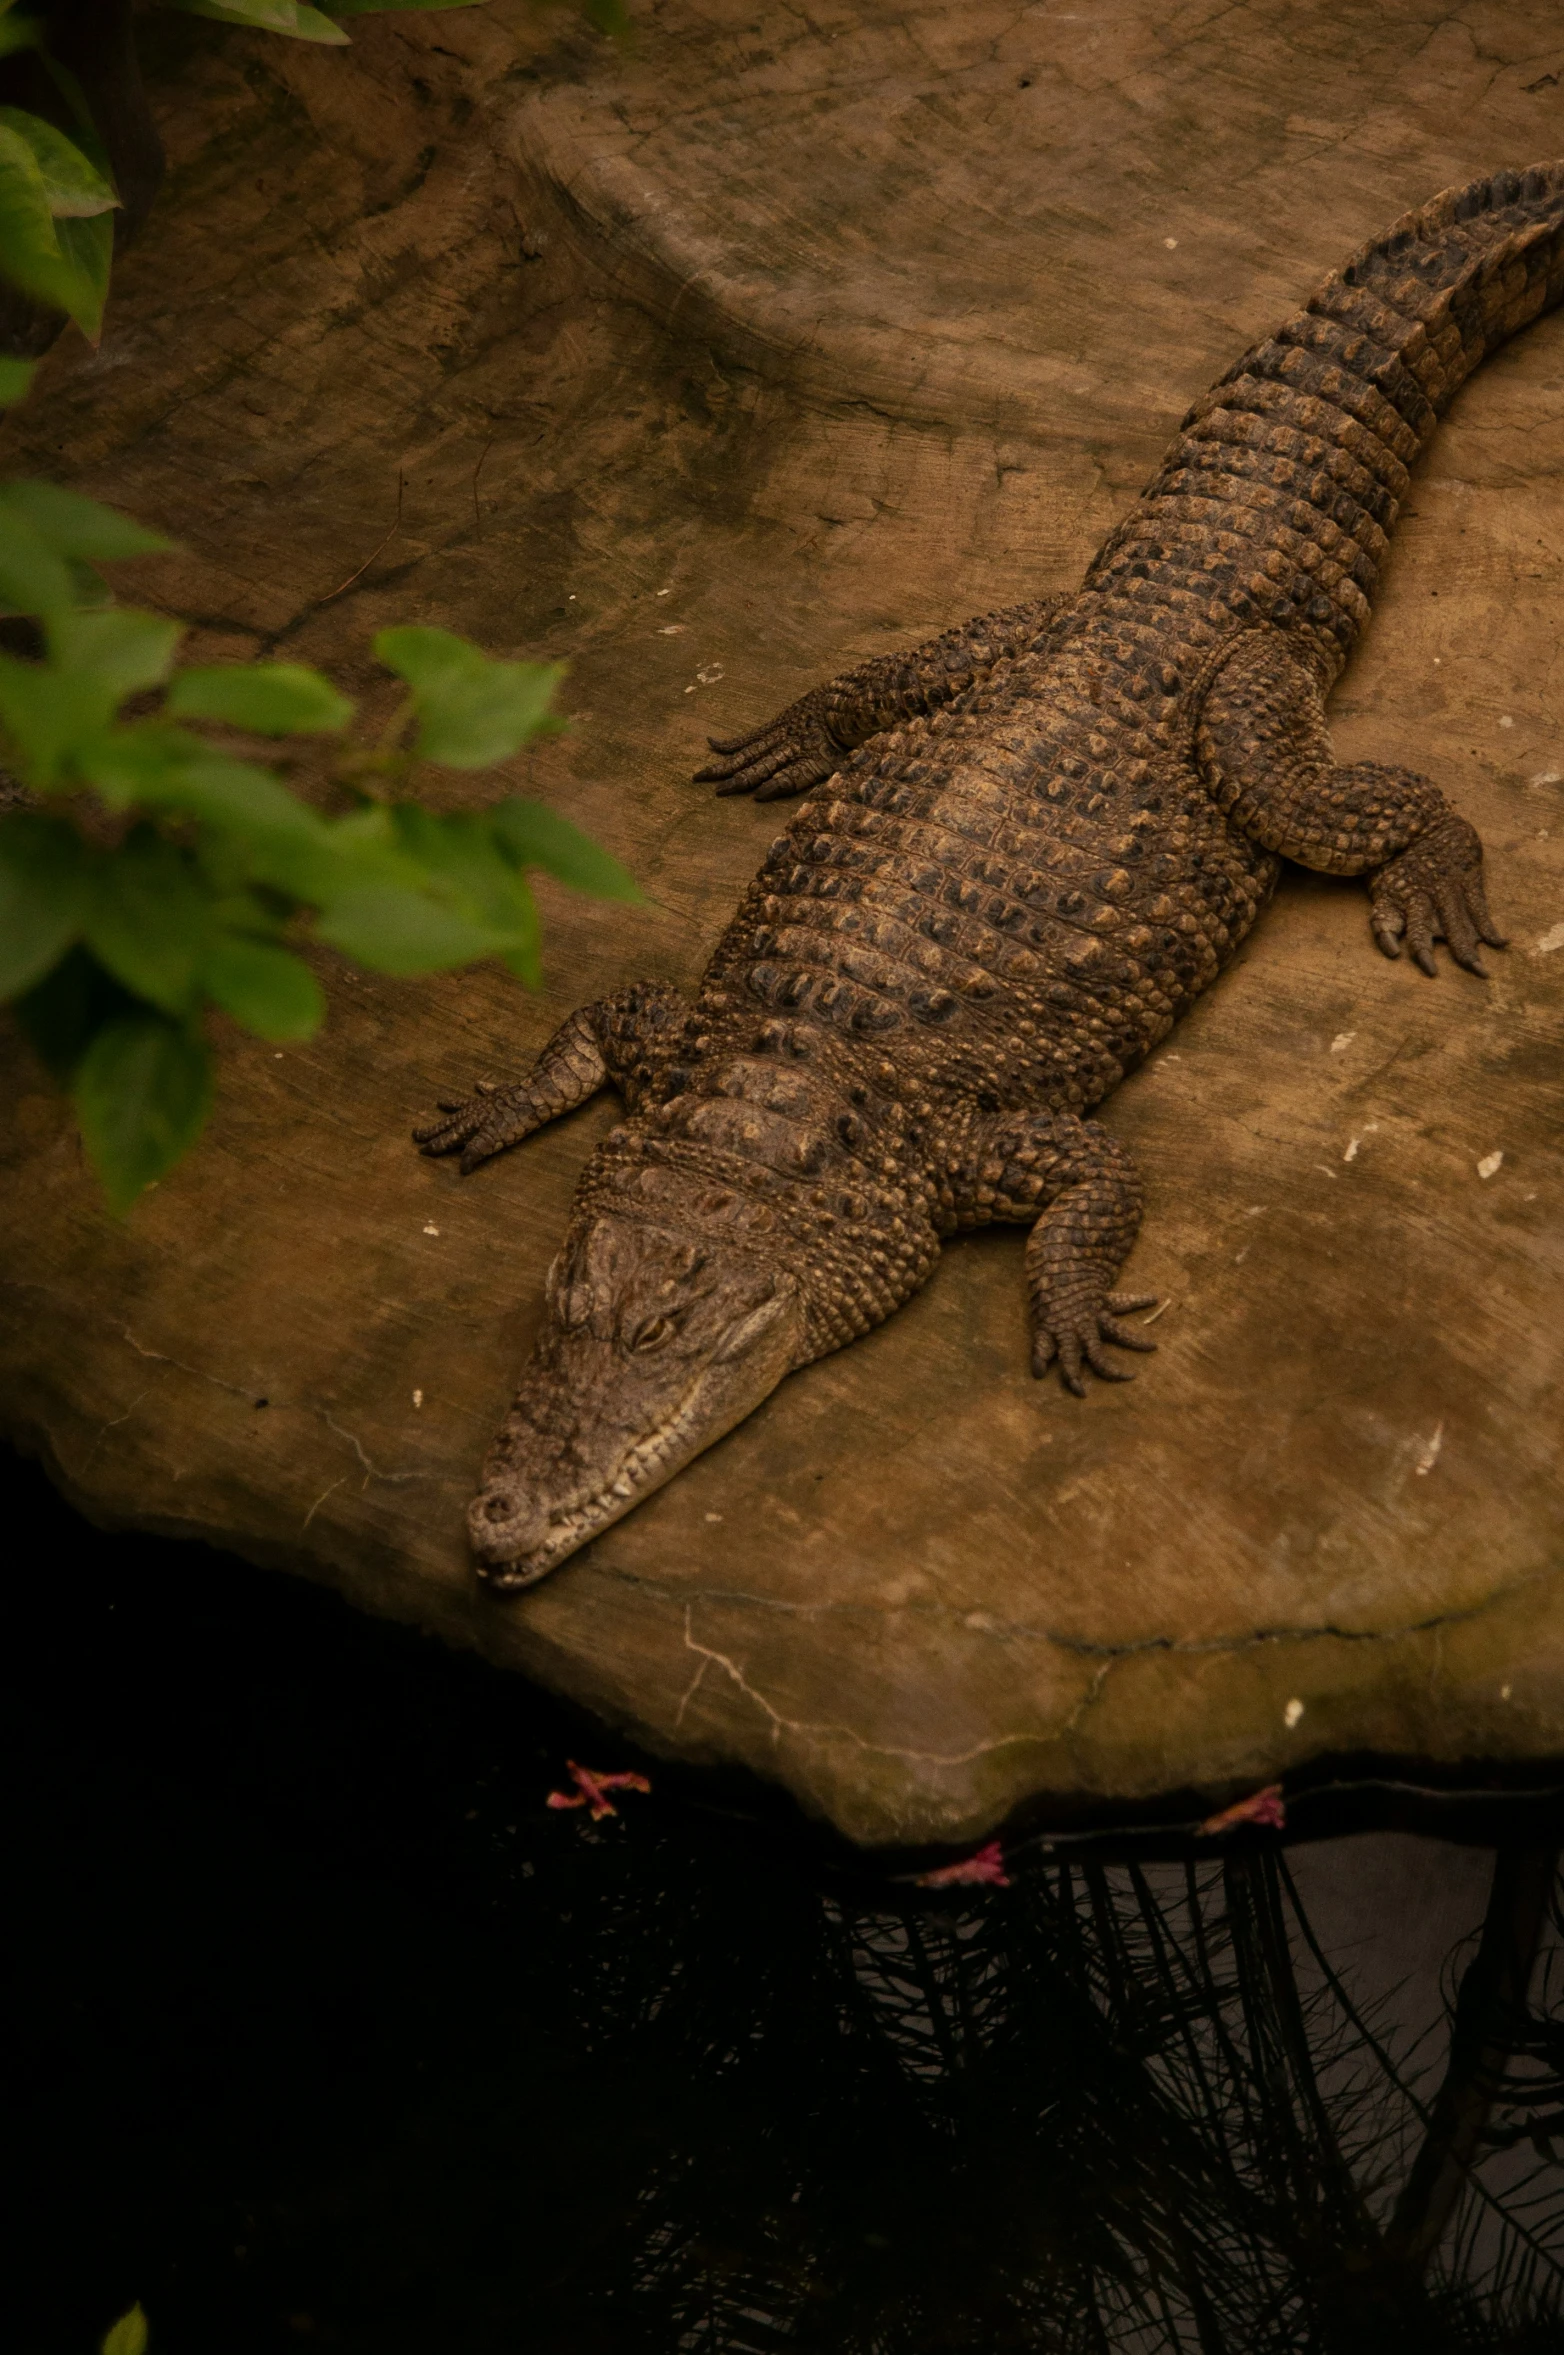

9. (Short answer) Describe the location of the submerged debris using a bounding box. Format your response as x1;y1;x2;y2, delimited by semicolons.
916;1838;1011;1888
1199;1783;1286;1836
546;1760;652;1821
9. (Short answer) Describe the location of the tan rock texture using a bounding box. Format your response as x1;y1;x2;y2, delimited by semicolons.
2;0;1561;1847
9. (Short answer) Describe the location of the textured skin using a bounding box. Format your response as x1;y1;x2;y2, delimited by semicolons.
693;597;1069;801
420;164;1562;1584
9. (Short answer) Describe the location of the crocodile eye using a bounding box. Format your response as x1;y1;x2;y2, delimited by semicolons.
630;1313;675;1353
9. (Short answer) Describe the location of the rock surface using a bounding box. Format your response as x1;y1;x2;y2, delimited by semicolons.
2;0;1561;1847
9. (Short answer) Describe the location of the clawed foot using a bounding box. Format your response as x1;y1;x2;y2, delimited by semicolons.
1032;1290;1159;1395
1370;815;1506;977
413;1081;539;1174
693;691;843;800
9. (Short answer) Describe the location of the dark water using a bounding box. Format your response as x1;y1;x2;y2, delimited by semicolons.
5;1449;1561;2355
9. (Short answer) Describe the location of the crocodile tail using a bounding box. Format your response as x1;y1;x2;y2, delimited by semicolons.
1091;165;1564;651
1235;160;1564;425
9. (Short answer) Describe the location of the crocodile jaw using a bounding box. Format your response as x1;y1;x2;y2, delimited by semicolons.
471;1365;728;1590
468;1219;803;1591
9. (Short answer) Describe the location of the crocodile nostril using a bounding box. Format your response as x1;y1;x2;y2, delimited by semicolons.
483;1495;509;1523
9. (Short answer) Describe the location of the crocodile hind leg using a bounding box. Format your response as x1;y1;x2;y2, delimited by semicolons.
413;982;687;1173
943;1109;1158;1393
1198;635;1506;976
694;595;1069;801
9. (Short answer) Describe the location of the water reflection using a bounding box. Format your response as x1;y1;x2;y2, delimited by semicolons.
5;1454;1559;2353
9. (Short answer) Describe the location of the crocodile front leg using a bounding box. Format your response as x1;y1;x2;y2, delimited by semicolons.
694;596;1068;801
942;1109;1157;1393
1198;635;1507;976
413;981;688;1173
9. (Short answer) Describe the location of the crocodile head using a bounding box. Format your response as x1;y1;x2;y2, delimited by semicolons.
469;1213;804;1589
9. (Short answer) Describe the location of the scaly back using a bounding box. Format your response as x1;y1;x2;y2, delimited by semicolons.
1085;162;1564;667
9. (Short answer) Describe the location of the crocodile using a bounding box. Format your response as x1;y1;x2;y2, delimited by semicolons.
417;163;1559;1591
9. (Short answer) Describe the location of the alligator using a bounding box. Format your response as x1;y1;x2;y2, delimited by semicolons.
417;163;1559;1591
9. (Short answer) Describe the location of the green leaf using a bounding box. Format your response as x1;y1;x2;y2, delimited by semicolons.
0;518;75;619
203;935;324;1040
55;208;114;322
167;663;353;735
75;741;459;918
0;123;101;335
76;734;343;893
371;625;481;696
13;944;139;1082
0;650;117;783
0;811;87;997
84;826;213;1013
49;608;183;697
0;106;118;215
390;802;536;926
489;796;642;900
73;722;217;806
314;804;551;973
68;557;114;609
160;0;350;38
501;882;542;991
374;626;566;767
314;885;515;976
0;356;36;405
0;481;170;561
0;12;38;60
100;2304;149;2355
75;1010;213;1215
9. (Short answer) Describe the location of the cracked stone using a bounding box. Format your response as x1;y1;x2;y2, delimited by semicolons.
1;1;1562;1846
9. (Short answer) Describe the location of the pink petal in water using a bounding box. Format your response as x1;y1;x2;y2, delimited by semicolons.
916;1838;1011;1888
1198;1783;1286;1836
546;1760;653;1821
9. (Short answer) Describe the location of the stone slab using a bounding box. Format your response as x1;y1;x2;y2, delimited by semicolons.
2;0;1562;1845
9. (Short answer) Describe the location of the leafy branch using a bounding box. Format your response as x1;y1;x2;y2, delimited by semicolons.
0;473;640;1212
0;0;119;345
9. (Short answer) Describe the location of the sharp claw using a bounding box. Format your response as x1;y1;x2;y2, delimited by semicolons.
1403;893;1437;974
1371;895;1405;956
1431;884;1480;966
1375;824;1508;976
1099;1318;1158;1354
705;746;803;796
1469;894;1507;951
